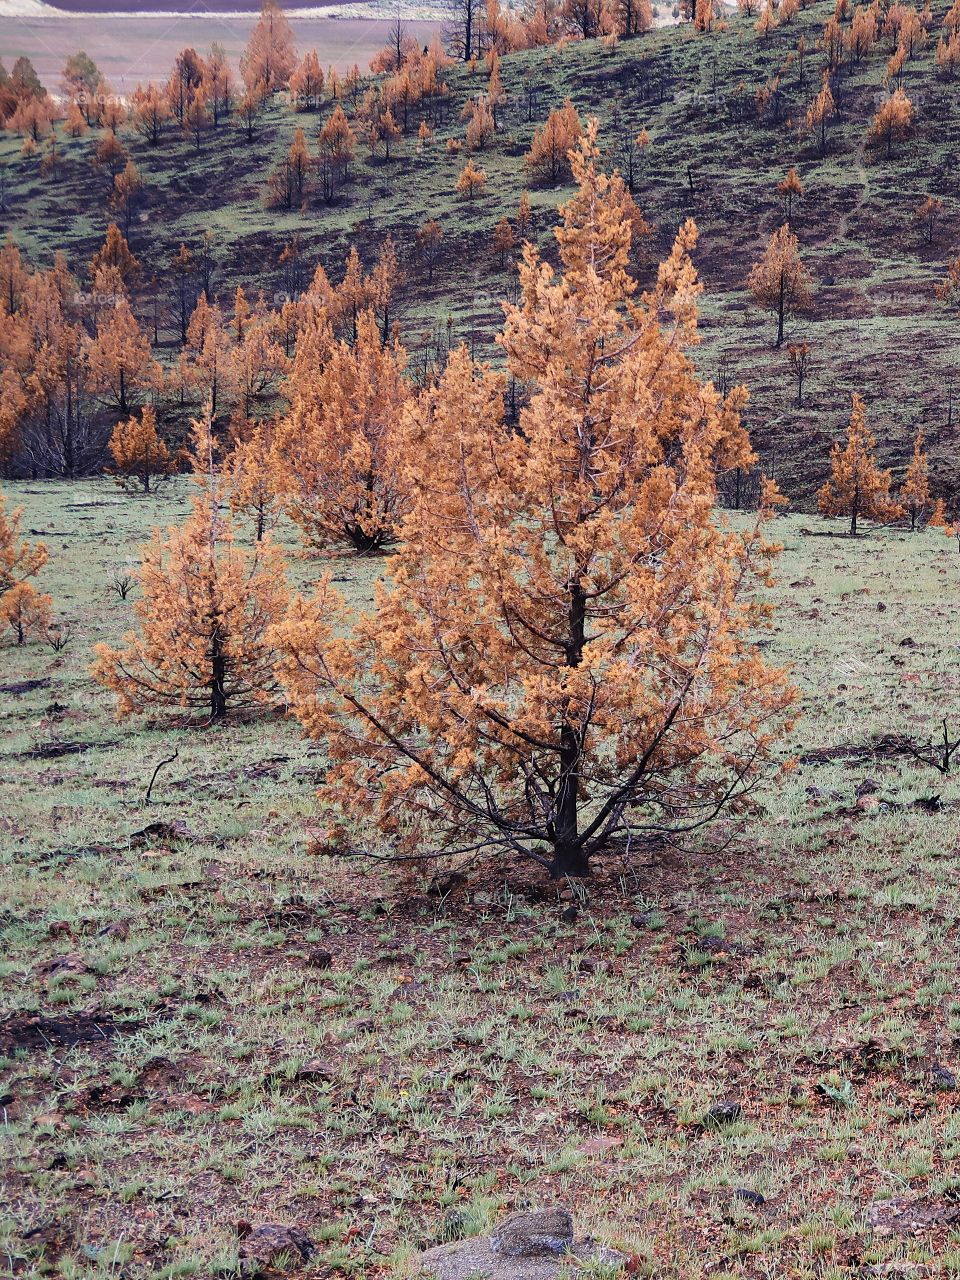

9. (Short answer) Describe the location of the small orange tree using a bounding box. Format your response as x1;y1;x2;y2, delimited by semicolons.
270;124;795;879
867;87;913;156
778;167;804;225
900;427;930;529
108;403;174;493
747;223;813;346
817;394;901;534
92;488;288;721
275;310;410;553
456;157;487;199
525;100;582;183
226;414;284;541
0;494;51;645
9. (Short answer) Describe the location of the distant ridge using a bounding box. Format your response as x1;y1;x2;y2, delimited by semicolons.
0;0;366;12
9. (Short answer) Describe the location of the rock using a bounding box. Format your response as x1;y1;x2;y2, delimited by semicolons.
304;948;333;970
930;1063;957;1092
577;956;599;975
418;1207;623;1280
294;1057;338;1084
491;1207;574;1257
237;1223;313;1276
866;1197;960;1235
702;1100;742;1127
734;1188;766;1206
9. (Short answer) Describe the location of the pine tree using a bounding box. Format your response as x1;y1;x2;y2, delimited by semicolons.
747;224;813;346
778;166;804;225
92;485;288;721
275;309;410;553
108;404;174;492
900;427;930;529
270;122;795;879
226;414;283;540
0;494;51;644
525;99;582;183
491;216;516;267
240;0;297;91
867;87;913;156
90;296;159;415
805;75;835;155
456;157;487;199
817;394;901;534
2;581;52;646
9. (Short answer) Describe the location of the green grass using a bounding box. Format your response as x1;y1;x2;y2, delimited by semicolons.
4;479;960;1276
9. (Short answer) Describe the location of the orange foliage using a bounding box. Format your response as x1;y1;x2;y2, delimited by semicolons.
525;99;582;183
0;494;50;645
92;486;289;720
817;394;902;534
900;428;930;529
275;310;410;552
108;404;174;493
747;224;813;347
269;122;795;879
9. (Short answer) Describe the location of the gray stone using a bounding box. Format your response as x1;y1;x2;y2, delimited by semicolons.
490;1208;574;1258
417;1207;624;1280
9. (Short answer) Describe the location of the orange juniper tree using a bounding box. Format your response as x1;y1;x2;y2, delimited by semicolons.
92;482;288;721
456;157;487;199
900;427;930;529
778;166;804;225
226;414;284;540
89;296;159;416
0;494;50;645
270;124;795;879
241;0;297;91
805;75;835;155
817;394;901;534
275;309;410;552
108;403;174;492
747;223;813;346
867;87;913;156
2;580;52;646
525;100;582;183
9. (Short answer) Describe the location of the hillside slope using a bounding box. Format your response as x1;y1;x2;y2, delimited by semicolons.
2;3;958;499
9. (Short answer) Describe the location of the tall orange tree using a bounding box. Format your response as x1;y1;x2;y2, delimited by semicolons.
817;394;901;534
240;0;297;91
271;124;795;879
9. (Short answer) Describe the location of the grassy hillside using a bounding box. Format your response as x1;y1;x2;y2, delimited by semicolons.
4;481;960;1277
2;3;959;501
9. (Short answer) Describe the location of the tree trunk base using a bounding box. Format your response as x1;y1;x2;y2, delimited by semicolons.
549;847;591;879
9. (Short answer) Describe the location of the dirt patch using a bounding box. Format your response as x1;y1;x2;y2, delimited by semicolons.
0;1010;137;1056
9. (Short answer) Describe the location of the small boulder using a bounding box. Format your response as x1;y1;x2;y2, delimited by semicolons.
702;1100;742;1128
237;1223;313;1276
491;1207;574;1258
417;1206;622;1280
930;1063;957;1092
